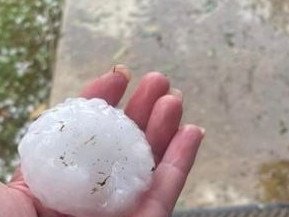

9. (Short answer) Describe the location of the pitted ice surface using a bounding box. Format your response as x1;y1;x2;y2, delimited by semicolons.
18;98;155;217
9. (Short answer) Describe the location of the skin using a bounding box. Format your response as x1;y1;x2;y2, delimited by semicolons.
0;65;204;217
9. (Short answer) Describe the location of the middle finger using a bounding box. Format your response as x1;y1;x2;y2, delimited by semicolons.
125;72;170;131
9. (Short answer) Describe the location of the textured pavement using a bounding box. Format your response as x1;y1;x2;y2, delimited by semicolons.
51;0;289;209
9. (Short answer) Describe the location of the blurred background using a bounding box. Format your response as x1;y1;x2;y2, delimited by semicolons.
0;0;63;182
1;0;289;211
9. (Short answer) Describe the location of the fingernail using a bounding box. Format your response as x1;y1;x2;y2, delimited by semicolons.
170;88;183;99
111;64;131;81
199;127;206;136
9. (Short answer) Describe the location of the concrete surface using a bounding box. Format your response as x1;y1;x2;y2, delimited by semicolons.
50;0;289;209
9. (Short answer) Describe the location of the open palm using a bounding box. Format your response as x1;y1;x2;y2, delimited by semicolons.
1;65;204;217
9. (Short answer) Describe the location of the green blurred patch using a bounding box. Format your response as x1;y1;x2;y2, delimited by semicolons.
258;160;289;203
0;0;63;182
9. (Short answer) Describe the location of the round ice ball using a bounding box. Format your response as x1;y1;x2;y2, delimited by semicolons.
18;98;155;217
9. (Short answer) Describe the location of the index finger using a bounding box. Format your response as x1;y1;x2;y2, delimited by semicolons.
80;64;131;106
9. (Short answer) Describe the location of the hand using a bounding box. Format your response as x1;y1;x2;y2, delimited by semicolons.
1;65;204;217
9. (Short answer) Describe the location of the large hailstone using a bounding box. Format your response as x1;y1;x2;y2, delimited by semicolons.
18;98;155;217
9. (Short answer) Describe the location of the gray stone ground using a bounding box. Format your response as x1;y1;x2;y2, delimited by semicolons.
50;0;289;209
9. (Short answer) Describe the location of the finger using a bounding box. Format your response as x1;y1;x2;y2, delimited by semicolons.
136;125;204;217
125;72;169;131
80;64;131;106
145;93;183;164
